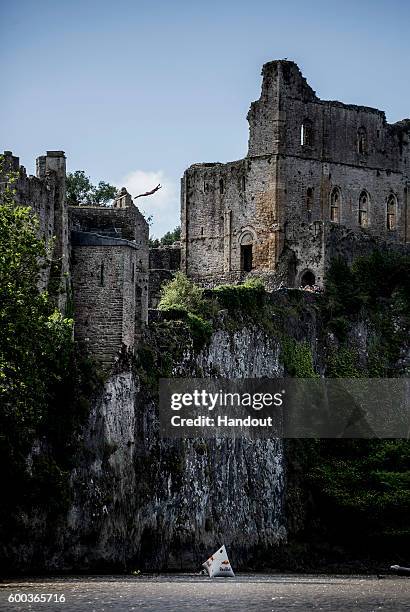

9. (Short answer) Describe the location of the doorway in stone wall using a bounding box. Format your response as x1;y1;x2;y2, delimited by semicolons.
300;269;315;287
241;244;253;272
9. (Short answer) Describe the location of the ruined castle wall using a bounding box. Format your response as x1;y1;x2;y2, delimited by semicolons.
282;156;406;240
182;60;410;288
149;245;181;308
182;156;281;283
71;238;139;367
249;61;410;176
247;62;316;158
70;206;149;260
181;164;226;278
2;151;69;304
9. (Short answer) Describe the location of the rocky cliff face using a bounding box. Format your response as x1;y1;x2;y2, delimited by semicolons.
59;326;286;572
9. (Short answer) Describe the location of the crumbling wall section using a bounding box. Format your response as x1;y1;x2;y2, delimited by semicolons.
149;245;181;308
2;150;69;307
182;59;409;289
181;156;281;284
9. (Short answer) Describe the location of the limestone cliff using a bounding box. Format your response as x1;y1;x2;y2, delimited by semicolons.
63;326;286;571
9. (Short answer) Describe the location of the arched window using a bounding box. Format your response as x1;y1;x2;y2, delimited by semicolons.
300;119;314;147
357;127;367;155
358;191;370;227
330;187;341;223
387;194;397;230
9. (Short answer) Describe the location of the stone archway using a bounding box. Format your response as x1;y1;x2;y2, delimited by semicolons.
300;269;316;287
239;231;254;272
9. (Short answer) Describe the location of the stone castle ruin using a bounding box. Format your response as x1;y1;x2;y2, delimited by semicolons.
2;150;149;367
3;60;409;365
181;60;410;288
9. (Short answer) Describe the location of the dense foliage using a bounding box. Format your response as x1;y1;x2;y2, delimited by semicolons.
324;251;410;376
0;159;101;554
297;251;410;564
158;272;213;348
309;439;410;556
66;170;117;206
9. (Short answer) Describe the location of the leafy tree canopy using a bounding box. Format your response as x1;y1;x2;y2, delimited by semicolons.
66;170;117;206
0;157;100;538
0;156;73;440
158;271;205;315
149;226;180;248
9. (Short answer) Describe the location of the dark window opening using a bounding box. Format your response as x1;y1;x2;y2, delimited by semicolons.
201;226;204;236
330;187;341;223
241;244;253;272
131;262;135;282
301;120;314;147
357;127;367;155
241;175;246;191
300;270;315;287
100;262;104;287
219;178;224;194
359;191;369;227
387;195;396;230
306;187;314;217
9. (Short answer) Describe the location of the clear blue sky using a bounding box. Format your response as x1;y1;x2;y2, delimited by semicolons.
1;0;409;236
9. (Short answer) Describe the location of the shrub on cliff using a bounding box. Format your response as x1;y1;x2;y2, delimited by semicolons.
158;272;207;315
309;440;410;555
212;277;266;313
158;272;213;348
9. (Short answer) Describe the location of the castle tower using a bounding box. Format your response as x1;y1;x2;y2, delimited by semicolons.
69;187;149;368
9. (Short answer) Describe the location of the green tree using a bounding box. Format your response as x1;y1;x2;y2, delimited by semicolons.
158;272;205;315
160;226;180;245
149;226;181;248
66;170;117;206
92;181;117;206
0;155;73;487
66;170;93;206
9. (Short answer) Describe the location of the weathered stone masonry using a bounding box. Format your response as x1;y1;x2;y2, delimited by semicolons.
4;151;150;367
2;150;69;307
181;60;410;287
70;188;149;366
148;244;181;308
